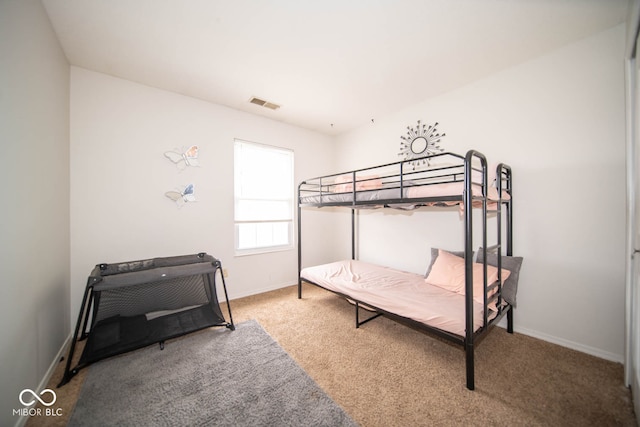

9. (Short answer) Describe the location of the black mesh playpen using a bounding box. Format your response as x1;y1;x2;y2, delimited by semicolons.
58;252;234;387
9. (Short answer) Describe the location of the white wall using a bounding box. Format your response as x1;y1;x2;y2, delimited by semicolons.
0;1;70;425
334;25;627;361
70;67;339;326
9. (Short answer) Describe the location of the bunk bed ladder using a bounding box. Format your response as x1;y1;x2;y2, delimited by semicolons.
464;156;514;390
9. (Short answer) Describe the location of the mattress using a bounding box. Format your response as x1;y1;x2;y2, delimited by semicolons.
301;260;495;336
299;181;507;208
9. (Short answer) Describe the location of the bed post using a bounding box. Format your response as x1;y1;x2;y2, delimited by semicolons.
505;166;513;257
298;182;303;299
499;164;514;333
464;150;475;390
507;167;514;333
464;150;487;391
352;209;356;260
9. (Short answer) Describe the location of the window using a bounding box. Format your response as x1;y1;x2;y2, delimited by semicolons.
234;139;294;255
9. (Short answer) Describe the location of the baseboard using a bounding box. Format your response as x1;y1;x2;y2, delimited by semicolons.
241;286;627;364
41;334;72;390
495;317;623;363
229;281;297;301
232;286;627;365
13;333;72;427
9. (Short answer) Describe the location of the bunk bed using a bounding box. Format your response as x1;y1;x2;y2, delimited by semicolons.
297;150;518;390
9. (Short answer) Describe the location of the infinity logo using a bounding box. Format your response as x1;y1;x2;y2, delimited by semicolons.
19;389;57;407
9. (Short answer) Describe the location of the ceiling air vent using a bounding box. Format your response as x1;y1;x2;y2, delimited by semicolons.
249;97;281;110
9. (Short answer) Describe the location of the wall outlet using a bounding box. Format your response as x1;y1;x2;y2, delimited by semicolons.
222;268;229;278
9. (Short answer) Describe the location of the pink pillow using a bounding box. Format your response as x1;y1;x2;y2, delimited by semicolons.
425;249;510;311
332;174;382;193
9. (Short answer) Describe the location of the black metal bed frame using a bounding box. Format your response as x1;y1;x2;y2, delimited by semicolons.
297;150;513;390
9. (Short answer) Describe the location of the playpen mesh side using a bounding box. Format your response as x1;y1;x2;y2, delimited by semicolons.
79;269;227;365
58;253;234;387
93;274;213;322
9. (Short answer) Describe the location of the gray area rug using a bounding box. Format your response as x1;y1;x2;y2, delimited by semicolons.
68;319;357;426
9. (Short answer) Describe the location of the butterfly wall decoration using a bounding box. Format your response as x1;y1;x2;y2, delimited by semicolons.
165;183;196;208
164;145;199;171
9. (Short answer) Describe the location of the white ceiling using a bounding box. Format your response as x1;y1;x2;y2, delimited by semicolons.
42;0;628;136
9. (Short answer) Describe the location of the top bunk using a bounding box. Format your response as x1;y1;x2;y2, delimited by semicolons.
298;150;512;210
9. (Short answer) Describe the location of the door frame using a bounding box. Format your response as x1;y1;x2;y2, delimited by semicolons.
624;1;640;418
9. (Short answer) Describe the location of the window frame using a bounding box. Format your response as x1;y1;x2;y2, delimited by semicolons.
233;139;295;257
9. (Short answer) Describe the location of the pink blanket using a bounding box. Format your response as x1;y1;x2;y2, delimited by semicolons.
301;260;494;336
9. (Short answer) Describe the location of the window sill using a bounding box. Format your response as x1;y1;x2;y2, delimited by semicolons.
234;244;294;257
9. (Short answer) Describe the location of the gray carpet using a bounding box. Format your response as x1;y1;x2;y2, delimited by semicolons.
68;320;357;426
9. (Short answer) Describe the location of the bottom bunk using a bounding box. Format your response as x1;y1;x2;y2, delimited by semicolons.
299;251;523;390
